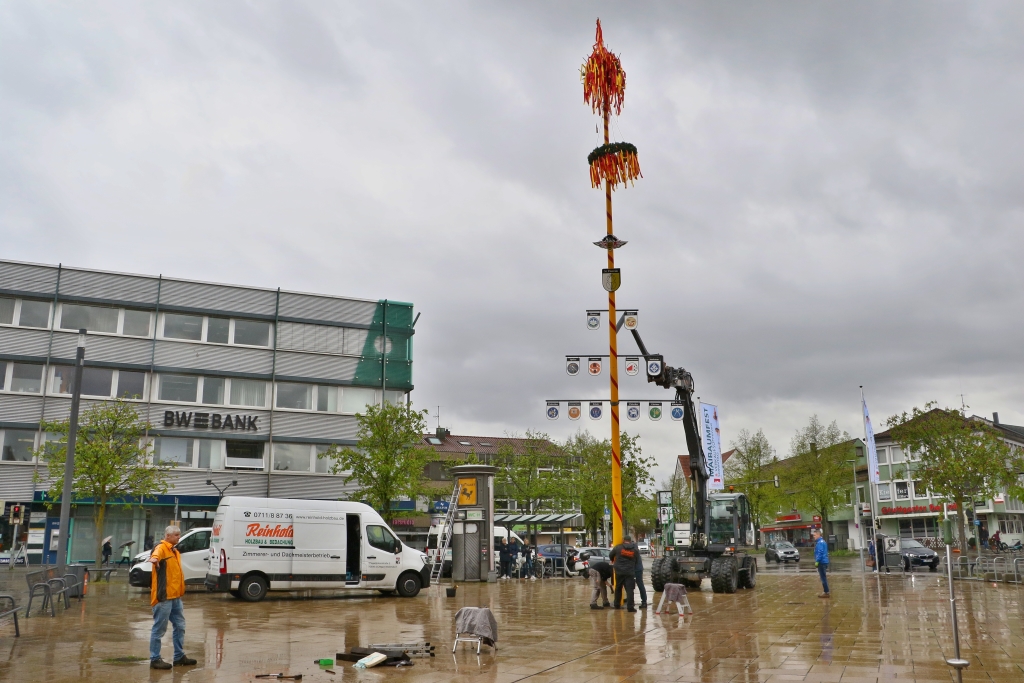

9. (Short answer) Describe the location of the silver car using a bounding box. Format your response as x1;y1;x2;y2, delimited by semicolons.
765;541;800;563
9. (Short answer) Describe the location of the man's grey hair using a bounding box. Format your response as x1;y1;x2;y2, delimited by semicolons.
165;525;181;536
812;528;822;536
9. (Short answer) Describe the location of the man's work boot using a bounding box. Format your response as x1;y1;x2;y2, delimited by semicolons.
150;659;172;670
818;592;829;598
173;655;198;666
626;608;636;613
602;602;611;608
590;603;602;610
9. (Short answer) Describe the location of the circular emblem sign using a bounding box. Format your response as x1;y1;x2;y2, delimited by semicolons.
589;404;603;420
649;406;662;421
568;405;581;420
627;405;640;421
671;406;684;420
588;360;602;376
647;360;662;376
566;361;580;376
587;315;601;330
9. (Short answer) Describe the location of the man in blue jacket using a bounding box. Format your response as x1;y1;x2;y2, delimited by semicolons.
813;529;830;598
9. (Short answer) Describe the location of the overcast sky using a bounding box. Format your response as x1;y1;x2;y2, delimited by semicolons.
3;2;1023;486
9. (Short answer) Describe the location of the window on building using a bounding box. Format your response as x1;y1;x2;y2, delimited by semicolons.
276;383;312;410
197;440;224;469
316;386;338;412
899;518;938;538
858;486;866;503
18;300;51;328
202;377;225;404
154;437;194;467
1006;496;1024;513
10;363;43;393
913;481;928;499
233;320;271;347
206;317;230;344
342;387;376;414
59;304;119;334
997;515;1024;535
117;371;146;399
876;447;887;464
890;446;905;463
123;310;152;337
225;440;264;469
273;443;311;472
0;361;6;390
314;444;333;473
877;483;891;501
0;297;14;325
229;379;266;407
163;313;203;340
80;367;114;397
845;489;852;504
1;429;37;462
895;481;910;500
159;374;199;402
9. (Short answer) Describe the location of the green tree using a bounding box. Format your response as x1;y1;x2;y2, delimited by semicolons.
326;400;430;525
725;428;780;548
494;430;560;542
36;400;169;567
620;432;656;537
563;431;609;545
788;416;853;536
887;403;1016;552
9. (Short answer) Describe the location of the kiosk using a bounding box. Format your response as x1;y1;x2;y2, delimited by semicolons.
448;464;498;582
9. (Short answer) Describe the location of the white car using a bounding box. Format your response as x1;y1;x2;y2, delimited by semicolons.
128;527;213;588
638;542;650;555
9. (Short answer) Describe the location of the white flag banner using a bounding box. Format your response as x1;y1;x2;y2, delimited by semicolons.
863;395;880;484
700;402;725;490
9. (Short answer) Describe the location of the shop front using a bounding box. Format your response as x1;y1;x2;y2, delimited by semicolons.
760;513;822;547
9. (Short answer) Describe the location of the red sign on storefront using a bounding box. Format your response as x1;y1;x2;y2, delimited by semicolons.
880;503;955;515
776;513;801;522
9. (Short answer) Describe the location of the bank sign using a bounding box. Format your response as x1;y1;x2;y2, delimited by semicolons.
164;410;259;431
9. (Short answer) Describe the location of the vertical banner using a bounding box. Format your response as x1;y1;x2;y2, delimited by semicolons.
589;402;603;420
626;401;640;421
588;358;603;376
546;401;560;420
568;401;581;420
700;402;724;490
863;396;879;484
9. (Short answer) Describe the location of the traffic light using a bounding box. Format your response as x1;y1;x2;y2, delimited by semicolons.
9;504;24;525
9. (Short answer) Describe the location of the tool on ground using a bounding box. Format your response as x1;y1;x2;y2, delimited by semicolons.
314;659;334;666
254;675;302;680
367;642;435;657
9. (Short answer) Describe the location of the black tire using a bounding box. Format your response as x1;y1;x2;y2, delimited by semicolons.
238;574;268;602
650;557;668;592
396;572;421;597
929;563;939;573
739;556;757;589
710;556;738;594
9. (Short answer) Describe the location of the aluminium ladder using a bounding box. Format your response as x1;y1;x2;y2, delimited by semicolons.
430;482;461;583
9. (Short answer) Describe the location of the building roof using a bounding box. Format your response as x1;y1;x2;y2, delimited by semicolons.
874;410;1024;446
675;449;734;479
420;432;558;457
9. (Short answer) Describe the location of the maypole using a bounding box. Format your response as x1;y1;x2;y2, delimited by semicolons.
582;19;641;546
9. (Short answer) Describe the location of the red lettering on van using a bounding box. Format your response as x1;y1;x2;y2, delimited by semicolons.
246;523;294;538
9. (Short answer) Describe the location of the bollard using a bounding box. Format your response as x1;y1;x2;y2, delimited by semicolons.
943;521;968;683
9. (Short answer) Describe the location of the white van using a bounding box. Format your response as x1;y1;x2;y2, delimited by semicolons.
129;527;212;588
425;524;524;577
205;496;430;602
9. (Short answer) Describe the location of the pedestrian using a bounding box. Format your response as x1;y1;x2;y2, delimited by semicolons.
867;539;876;573
509;537;522;578
120;543;133;566
148;525;197;670
609;534;639;612
102;539;113;566
144;535;154;551
498;538;511;579
588;559;613;609
525;544;536;581
813;529;830;598
634;549;648;609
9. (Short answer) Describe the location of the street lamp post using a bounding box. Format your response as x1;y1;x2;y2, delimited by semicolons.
57;330;86;573
206;475;238;502
846;458;865;570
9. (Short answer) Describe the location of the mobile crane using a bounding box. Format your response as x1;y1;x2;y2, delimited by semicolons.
631;328;757;594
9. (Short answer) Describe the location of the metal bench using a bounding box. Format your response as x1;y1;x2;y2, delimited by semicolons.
25;567;81;617
0;594;20;637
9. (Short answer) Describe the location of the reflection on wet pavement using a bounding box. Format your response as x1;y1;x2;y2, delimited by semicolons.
0;567;1021;682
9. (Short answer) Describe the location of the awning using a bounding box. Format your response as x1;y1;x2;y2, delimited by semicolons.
494;513;584;526
760;523;819;532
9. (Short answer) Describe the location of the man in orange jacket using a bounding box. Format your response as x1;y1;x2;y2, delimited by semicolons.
149;526;197;670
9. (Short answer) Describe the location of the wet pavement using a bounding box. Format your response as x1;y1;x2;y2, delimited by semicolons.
0;561;1021;683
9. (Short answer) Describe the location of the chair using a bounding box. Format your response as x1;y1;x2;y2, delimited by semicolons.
655;583;692;615
453;607;497;654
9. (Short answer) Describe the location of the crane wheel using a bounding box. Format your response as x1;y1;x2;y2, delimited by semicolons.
650;557;668;592
710;556;738;594
739;555;757;589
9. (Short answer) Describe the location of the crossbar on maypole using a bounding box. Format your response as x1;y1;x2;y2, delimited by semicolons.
582;19;641;547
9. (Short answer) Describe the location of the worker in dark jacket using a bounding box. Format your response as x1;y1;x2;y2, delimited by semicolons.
634;549;648;609
588;559;613;609
609;534;639;612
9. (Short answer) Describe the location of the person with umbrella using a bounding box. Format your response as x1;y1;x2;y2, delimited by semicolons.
102;536;113;566
119;540;136;566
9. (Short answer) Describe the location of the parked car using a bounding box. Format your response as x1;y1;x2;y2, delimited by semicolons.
765;541;801;563
537;544;585;575
899;538;940;572
637;542;650;555
129;527;213;588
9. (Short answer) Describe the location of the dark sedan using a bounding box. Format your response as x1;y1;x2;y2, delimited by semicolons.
899;538;939;571
765;541;801;563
